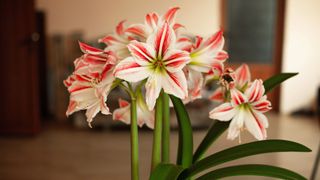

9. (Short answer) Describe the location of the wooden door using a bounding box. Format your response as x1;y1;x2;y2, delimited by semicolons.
222;0;285;112
0;0;40;134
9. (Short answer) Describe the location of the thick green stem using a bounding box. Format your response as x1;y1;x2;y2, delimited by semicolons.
162;92;170;163
151;93;163;170
130;98;139;180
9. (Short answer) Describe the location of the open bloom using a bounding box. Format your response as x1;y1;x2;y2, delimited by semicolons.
209;79;272;140
209;63;251;102
183;31;228;102
64;42;116;127
114;23;190;110
113;97;154;129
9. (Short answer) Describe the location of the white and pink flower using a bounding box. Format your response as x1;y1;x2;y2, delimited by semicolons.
209;79;272;140
64;42;116;127
114;22;190;110
183;31;228;102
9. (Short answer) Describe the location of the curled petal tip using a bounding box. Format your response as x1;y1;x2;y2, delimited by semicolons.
88;122;93;128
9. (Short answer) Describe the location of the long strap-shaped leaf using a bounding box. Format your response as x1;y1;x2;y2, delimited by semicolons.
193;121;229;162
150;163;184;180
170;95;193;168
196;164;307;180
263;72;298;93
183;140;310;177
192;72;298;163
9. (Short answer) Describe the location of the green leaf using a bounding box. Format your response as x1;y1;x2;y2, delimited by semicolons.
263;72;298;93
183;140;311;177
193;121;229;163
170;95;193;169
150;163;184;180
196;164;307;180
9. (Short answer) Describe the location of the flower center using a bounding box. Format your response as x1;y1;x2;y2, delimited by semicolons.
91;77;101;87
152;59;165;71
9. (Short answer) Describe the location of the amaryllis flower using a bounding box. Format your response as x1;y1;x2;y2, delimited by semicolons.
183;31;228;102
209;79;272;140
114;23;190;110
209;63;251;102
64;42;116;127
113;97;154;129
125;7;183;41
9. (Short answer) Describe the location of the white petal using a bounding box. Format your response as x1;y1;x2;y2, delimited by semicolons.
227;108;245;140
114;57;151;82
244;110;266;140
162;70;188;99
85;102;100;128
145;73;162;110
209;103;236;121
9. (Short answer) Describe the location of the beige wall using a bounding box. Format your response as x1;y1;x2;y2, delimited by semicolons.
36;0;320;114
281;0;320;113
36;0;221;40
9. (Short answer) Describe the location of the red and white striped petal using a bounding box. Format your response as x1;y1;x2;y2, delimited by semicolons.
209;102;236;121
193;36;203;49
163;7;180;24
162;70;188;100
145;74;162;110
209;87;224;102
127;41;156;65
147;23;175;58
230;88;247;106
126;24;149;40
235;64;251;88
163;49;190;72
99;35;119;45
251;95;272;113
145;12;159;30
188;31;225;73
216;50;229;61
244;109;267;140
116;20;126;36
79;42;103;55
245;79;265;103
114;57;151;82
201;30;224;53
173;23;184;31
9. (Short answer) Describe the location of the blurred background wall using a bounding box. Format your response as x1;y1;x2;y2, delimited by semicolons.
36;0;221;39
281;0;320;113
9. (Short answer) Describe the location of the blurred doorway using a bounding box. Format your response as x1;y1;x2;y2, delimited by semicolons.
0;0;40;134
222;0;285;112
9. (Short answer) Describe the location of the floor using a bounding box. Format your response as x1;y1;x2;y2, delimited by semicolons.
0;113;319;180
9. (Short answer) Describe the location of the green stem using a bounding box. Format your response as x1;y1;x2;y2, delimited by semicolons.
151;93;163;170
162;92;170;163
130;97;139;180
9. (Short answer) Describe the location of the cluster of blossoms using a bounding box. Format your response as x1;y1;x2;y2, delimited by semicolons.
64;7;271;141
